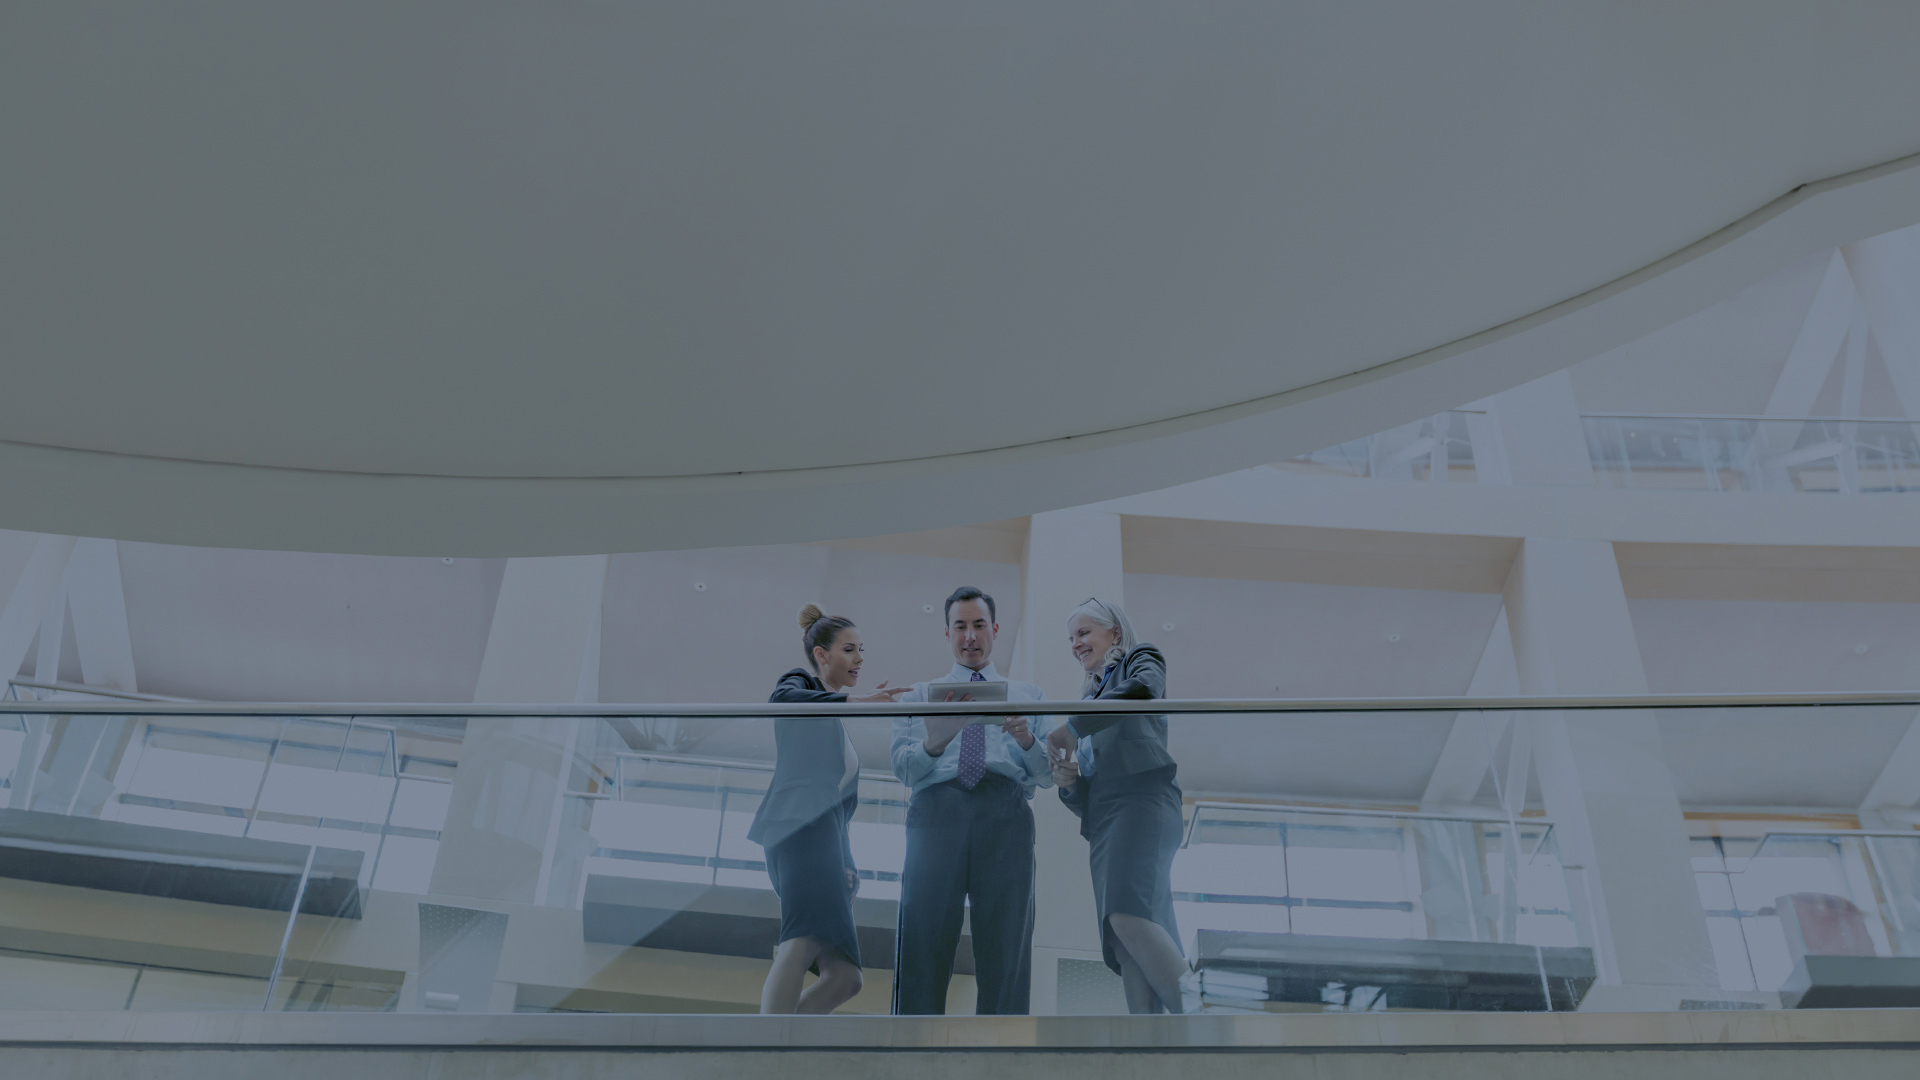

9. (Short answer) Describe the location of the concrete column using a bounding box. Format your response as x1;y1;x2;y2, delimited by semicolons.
429;555;609;907
1013;510;1121;1013
1502;538;1719;1003
1466;369;1594;487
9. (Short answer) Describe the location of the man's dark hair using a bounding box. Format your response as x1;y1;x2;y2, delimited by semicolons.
943;585;996;624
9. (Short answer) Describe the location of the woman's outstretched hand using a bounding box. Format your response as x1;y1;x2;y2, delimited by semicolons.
847;682;913;704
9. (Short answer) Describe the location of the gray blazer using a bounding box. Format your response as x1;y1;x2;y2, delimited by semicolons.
1066;643;1173;782
746;668;858;850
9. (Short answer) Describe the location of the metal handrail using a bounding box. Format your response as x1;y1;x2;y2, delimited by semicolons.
1749;829;1920;857
1582;413;1920;424
1180;799;1555;850
607;750;899;786
1;691;1917;718
7;678;193;703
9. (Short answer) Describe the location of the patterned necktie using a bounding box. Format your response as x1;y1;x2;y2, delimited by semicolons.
956;670;987;790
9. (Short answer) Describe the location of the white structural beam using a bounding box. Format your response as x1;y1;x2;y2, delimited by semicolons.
1849;227;1920;828
429;555;610;907
1840;306;1868;421
1505;537;1718;995
1460;399;1512;486
1842;222;1920;413
1016;509;1123;1014
1474;371;1595;487
63;538;138;693
1427;412;1452;484
1449;380;1716;998
1749;250;1861;488
1857;713;1920;828
0;534;78;685
1764;250;1856;418
1420;606;1519;812
33;584;66;684
1012;510;1124;699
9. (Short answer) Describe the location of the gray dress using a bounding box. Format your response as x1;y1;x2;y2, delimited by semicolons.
1058;644;1184;975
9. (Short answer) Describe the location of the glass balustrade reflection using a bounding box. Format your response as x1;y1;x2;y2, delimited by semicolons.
3;697;1917;1017
1584;416;1920;494
1279;412;1479;483
0;687;373;1011
1694;831;1920;995
1177;804;1585;1012
1277;413;1920;493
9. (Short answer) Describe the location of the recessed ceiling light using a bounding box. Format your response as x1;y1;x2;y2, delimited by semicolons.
922;604;935;614
1388;633;1401;643
1162;622;1176;632
693;582;707;592
1854;644;1869;655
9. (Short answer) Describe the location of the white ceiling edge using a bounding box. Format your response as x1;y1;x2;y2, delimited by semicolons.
7;150;1920;558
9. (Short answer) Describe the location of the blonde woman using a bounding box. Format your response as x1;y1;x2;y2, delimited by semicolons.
750;604;910;1014
1046;597;1187;1013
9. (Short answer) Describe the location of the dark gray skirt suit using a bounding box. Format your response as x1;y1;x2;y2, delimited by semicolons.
1058;644;1184;975
747;668;862;966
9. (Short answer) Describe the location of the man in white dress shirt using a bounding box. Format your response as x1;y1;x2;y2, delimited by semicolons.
888;585;1054;1014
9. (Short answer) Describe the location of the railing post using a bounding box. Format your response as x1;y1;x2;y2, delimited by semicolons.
263;844;317;1011
368;727;400;891
244;718;290;839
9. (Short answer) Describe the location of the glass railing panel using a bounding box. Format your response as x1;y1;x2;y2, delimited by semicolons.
1278;413;1479;482
2;700;1917;1019
1739;833;1920;969
850;775;910;901
1583;416;1920;495
594;756;730;885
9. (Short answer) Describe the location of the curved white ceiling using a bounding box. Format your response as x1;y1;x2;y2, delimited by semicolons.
4;3;1920;555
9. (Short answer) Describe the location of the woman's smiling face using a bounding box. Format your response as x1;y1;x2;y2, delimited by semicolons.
813;626;865;690
1067;614;1120;673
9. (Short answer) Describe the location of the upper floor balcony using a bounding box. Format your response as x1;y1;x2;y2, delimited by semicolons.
1284;414;1920;496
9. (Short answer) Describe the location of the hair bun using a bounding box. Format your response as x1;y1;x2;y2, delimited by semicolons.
798;603;826;631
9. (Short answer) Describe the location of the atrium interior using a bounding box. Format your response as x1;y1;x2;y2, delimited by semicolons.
4;6;1920;1078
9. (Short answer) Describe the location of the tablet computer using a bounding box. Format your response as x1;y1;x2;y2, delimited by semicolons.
923;680;1008;723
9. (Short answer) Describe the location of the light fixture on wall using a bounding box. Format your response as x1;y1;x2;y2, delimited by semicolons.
439;557;454;565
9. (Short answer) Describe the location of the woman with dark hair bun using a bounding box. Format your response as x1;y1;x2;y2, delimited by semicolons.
751;603;911;1014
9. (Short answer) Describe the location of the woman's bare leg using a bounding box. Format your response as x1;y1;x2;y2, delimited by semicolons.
1107;914;1186;1014
1116;947;1162;1014
761;937;824;1014
795;951;864;1014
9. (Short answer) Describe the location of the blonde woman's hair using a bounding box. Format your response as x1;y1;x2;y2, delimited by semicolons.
1067;597;1137;696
